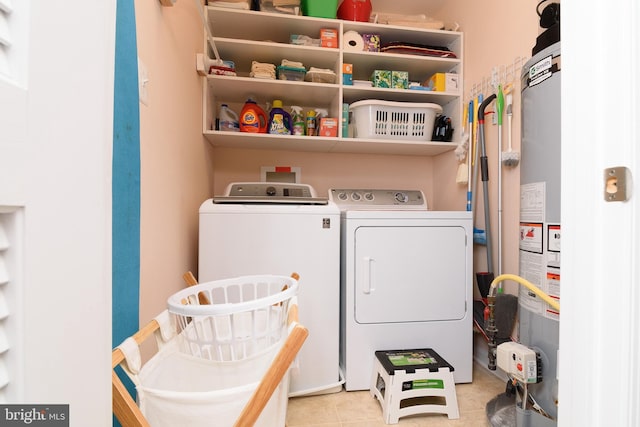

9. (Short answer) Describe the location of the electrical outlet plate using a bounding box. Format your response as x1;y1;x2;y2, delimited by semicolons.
261;166;301;183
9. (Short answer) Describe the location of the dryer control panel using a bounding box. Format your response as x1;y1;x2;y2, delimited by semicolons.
329;189;427;210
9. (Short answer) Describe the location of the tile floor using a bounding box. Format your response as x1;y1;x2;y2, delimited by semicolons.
286;363;506;427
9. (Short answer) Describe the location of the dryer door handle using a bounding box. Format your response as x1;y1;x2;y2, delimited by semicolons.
361;256;374;294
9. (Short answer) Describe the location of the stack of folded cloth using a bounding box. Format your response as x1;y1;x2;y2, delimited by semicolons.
250;61;276;79
281;59;304;69
209;0;251;9
209;60;237;76
260;0;300;14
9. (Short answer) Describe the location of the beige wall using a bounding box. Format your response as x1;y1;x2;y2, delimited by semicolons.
212;148;436;205
135;0;210;324
435;0;541;294
135;0;541;323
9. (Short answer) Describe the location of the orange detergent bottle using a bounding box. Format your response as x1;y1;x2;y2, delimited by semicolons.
239;99;268;133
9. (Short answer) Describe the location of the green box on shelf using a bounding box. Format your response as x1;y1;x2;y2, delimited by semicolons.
371;70;391;88
392;71;409;89
302;0;339;18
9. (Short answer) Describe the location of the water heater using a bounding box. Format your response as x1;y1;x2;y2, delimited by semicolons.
517;40;561;427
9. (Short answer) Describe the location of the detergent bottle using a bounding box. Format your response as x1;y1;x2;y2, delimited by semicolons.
290;106;305;136
267;100;292;135
218;104;239;132
239;99;268;133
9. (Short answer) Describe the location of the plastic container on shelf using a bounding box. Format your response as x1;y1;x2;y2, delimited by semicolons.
276;66;306;81
239;99;268;133
301;0;339;18
336;0;372;22
305;69;336;84
350;99;443;141
268;100;292;135
218;104;240;132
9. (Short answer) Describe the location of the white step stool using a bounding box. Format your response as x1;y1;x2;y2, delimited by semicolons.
370;349;460;424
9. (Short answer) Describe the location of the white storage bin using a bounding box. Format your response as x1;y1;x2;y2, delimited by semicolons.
168;275;298;361
350;100;443;141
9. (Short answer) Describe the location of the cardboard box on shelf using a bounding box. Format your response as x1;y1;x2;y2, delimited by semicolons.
343;63;353;85
320;28;339;48
392;71;409;89
319;117;339;137
425;73;459;92
371;70;391;88
362;33;381;52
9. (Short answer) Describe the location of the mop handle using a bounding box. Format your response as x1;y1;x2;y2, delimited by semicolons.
478;94;497;177
193;0;222;63
478;94;497;275
466;100;474;212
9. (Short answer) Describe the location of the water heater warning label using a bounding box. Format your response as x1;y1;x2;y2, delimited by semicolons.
520;222;543;254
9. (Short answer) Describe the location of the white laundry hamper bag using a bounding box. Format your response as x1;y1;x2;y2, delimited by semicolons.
133;336;289;427
118;274;299;427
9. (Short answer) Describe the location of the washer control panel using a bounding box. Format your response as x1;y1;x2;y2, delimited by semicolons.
329;189;427;210
213;182;328;204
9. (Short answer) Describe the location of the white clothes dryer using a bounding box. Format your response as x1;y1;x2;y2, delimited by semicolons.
330;189;473;391
199;183;342;396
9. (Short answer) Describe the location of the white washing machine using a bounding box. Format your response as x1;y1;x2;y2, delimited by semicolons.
330;189;473;391
199;182;342;396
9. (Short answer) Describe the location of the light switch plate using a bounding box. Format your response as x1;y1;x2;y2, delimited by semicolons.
138;58;149;106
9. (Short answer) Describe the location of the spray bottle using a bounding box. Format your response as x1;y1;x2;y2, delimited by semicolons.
291;106;305;136
314;108;329;136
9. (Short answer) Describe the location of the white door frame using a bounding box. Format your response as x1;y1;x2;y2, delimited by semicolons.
0;0;115;423
560;0;640;425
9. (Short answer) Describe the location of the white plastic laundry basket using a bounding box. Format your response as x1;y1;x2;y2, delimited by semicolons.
350;99;443;141
167;274;298;361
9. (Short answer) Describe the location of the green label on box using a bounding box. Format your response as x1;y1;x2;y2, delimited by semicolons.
403;379;444;390
388;351;436;366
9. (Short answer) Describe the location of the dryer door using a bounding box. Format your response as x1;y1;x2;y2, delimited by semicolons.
354;225;467;323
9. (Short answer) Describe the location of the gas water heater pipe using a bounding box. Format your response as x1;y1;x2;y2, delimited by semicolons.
486;274;560;370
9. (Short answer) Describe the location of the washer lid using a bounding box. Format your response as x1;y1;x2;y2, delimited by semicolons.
213;182;328;205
